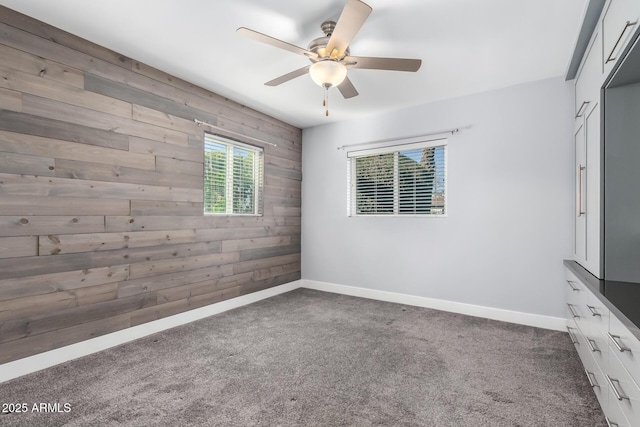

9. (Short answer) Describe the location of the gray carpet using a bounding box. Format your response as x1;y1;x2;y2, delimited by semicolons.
0;288;605;426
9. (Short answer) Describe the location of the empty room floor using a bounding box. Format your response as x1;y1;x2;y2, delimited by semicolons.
0;289;605;426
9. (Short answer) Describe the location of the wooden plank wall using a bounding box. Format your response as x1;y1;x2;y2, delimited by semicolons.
0;6;302;364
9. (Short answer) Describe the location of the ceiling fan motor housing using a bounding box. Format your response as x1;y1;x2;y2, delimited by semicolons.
321;20;336;37
308;21;350;61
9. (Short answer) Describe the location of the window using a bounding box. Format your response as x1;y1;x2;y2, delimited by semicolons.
347;139;447;216
204;133;264;215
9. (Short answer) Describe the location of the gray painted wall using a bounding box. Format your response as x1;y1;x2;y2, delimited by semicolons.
301;77;574;318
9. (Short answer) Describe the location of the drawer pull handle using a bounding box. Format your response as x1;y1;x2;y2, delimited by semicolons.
606;20;638;64
606;375;629;401
575;101;590;118
566;280;580;291
586;305;601;317
585;368;600;388
567;327;579;345
586;338;601;353
606;417;619;427
608;333;632;353
567;303;579;318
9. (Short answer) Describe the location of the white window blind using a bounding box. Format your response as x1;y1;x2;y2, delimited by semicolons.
347;139;447;216
204;133;264;215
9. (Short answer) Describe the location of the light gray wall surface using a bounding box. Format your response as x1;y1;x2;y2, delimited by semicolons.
301;77;574;318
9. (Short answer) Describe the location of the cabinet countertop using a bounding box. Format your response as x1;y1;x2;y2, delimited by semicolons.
564;259;640;341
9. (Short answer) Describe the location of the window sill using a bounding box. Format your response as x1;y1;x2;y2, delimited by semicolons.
204;213;263;217
348;214;447;218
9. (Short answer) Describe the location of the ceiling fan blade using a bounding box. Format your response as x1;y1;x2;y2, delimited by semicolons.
265;66;311;86
237;27;318;59
344;56;422;72
325;0;372;59
337;76;359;99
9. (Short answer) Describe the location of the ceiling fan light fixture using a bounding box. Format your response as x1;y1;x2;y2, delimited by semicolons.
309;60;347;88
238;0;420;117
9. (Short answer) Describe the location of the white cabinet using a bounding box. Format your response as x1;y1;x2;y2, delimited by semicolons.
573;101;601;278
566;2;640;424
609;313;640;427
574;124;587;262
565;265;640;426
608;349;640;426
610;314;640;384
573;29;602;278
584;103;601;278
565;274;612;423
585;289;610;372
602;0;640;77
575;29;602;121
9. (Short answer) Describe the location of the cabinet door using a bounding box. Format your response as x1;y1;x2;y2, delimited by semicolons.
575;30;602;121
603;0;640;77
584;102;602;277
574;123;587;263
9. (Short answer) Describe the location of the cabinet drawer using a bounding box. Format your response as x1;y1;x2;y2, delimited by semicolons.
606;349;640;426
571;322;598;368
602;0;640;75
567;301;590;332
609;314;640;385
570;322;628;426
567;323;584;354
584;349;610;412
566;269;588;302
572;324;609;411
589;332;609;370
585;292;610;368
607;398;631;427
565;274;588;306
586;291;610;336
586;328;609;369
566;285;590;333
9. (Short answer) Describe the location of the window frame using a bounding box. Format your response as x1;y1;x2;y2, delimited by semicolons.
346;138;447;218
203;132;264;216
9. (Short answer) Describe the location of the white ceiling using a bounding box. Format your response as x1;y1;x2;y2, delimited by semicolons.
1;0;587;129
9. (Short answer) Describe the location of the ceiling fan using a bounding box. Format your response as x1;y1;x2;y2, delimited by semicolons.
237;0;422;116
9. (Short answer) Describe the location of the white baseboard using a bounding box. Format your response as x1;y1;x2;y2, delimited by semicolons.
0;280;302;384
1;278;567;384
300;280;567;332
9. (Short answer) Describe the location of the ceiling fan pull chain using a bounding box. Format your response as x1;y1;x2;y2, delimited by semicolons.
325;86;330;116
